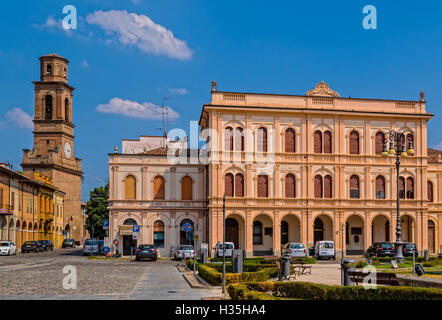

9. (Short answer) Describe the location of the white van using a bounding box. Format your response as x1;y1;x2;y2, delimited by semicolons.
215;242;235;258
314;241;335;260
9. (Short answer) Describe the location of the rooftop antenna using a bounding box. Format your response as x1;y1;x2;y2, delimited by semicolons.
161;97;169;146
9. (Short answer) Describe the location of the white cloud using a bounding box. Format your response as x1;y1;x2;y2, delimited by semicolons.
80;59;90;68
86;10;192;60
432;142;442;150
169;88;189;95
96;98;179;120
6;108;33;129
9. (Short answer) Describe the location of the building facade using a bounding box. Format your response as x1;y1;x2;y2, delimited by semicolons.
108;137;207;256
199;81;439;257
21;54;84;241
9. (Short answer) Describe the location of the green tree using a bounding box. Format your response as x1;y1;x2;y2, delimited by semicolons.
85;184;109;239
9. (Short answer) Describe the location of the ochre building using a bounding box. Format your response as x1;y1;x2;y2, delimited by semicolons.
199;81;440;257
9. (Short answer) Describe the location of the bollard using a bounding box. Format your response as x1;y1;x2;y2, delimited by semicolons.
424;250;429;261
200;248;208;264
341;259;355;286
279;256;291;280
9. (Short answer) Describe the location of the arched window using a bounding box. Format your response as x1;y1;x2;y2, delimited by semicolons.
45;95;53;120
285;174;296;198
399;177;405;199
181;176;193;200
350;175;360;199
63;67;67;78
180;219;194;245
257;127;268;152
253;221;262;245
376;176;385;199
257;175;268;198
224;127;233;151
123;218;137;225
314;131;322;153
124;175;136;199
285;128;296;153
314;175;323;198
46;64;52;75
349;130;359;155
234;173;244;197
407;134;414;156
375;131;385;155
406;177;414;199
225;173;234;197
153;176;165;200
324;131;332;153
64;98;69;122
428;181;434;202
234;127;244;151
324;175;333;198
153;220;165;248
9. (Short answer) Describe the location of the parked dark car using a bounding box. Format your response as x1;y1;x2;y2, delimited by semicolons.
135;244;158;261
403;242;418;257
74;240;81;246
62;239;76;248
21;241;43;253
39;240;54;251
365;242;395;257
98;240;104;254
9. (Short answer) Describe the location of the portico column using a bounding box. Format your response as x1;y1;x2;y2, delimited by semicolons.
245;211;253;257
273;212;281;256
170;213;176;251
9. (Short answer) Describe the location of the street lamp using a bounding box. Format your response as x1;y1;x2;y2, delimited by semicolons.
381;129;415;263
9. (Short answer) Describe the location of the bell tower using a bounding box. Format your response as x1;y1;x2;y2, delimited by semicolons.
22;53;84;241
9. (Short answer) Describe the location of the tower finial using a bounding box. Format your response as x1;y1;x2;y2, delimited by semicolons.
211;80;217;92
420;91;425;102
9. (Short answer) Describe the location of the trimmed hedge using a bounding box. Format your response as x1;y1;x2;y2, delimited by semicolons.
190;262;278;286
209;256;317;264
227;284;280;300
228;282;442;300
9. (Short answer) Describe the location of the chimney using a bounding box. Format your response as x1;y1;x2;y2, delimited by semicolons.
211;80;217;92
420;91;425;102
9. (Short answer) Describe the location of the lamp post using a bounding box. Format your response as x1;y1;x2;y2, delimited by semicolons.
222;194;226;295
381;129;415;263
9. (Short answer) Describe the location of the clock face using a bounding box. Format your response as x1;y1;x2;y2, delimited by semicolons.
64;142;72;159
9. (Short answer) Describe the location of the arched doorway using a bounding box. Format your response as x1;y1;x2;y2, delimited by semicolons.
64;224;71;239
313;215;333;244
8;219;15;243
428;220;436;253
16;220;21;248
281;214;301;246
225;218;239;249
123;218;138;256
153;220;165;249
180;219;194;246
0;216;6;240
400;215;415;243
346;215;364;255
253;214;273;256
371;215;390;243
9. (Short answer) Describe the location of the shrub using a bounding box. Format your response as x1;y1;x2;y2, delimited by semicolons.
228;282;442;300
227;284;279;300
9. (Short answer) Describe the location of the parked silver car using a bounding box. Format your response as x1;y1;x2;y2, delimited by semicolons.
83;239;100;256
283;242;307;258
174;245;195;260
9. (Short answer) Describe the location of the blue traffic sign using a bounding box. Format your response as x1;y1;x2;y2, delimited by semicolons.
182;223;192;232
102;220;109;228
133;225;140;233
103;247;111;254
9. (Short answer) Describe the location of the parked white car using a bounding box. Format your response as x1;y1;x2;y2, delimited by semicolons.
215;242;234;258
283;243;307;258
83;239;100;256
174;245;195;260
0;241;17;256
314;240;335;260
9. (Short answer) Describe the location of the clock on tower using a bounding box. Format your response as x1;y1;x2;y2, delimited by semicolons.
21;53;84;241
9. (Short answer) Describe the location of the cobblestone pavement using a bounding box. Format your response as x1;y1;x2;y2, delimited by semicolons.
294;263;341;285
0;249;220;300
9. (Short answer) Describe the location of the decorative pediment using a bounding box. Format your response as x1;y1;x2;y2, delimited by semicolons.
306;81;340;97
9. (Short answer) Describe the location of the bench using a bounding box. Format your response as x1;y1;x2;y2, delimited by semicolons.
290;258;312;275
348;270;400;286
263;256;298;280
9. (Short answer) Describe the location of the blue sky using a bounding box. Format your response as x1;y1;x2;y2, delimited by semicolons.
0;0;441;201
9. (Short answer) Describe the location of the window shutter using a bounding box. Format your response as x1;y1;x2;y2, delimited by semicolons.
285;128;296;153
235;174;244;197
375;132;384;155
181;176;193;200
235;128;244;151
257;127;268;152
324;175;332;198
350;175;359;198
153;176;165;200
124;175;136;199
285;174;296;198
224;127;233;151
324;131;332;153
407;177;414;199
399;177;405;199
225;173;234;197
349;131;359;155
314;175;323;198
376;176;385;199
314;131;322;153
258;175;268;198
428;181;433;202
